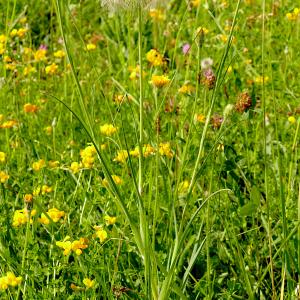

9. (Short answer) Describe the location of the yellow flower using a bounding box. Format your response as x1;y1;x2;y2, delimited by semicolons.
178;84;194;94
288;116;296;124
129;65;146;80
39;208;65;225
113;150;128;164
102;175;123;188
56;237;88;256
146;49;164;67
42;185;53;194
54;50;65;58
143;144;156;157
80;145;97;168
0;272;22;290
194;113;206;123
86;43;96;51
178;180;190;195
32;159;45;171
45;63;58;75
130;146;140;157
0;34;7;43
100;123;118;136
23;65;37;76
48;160;60;168
149;75;170;88
83;278;95;289
196;26;209;35
12;209;37;227
255;75;269;84
149;9;166;21
10;29;18;38
191;0;200;7
159;142;173;158
3;56;12;63
24;103;39;113
0;171;9;183
286;8;300;21
17;28;27;38
0;152;6;163
104;215;117;225
34;48;47;61
70;162;81;174
0;43;5;55
94;227;108;242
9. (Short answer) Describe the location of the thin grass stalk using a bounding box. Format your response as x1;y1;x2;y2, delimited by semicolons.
187;0;241;195
261;1;276;297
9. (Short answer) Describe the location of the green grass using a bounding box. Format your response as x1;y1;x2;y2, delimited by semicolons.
1;0;300;299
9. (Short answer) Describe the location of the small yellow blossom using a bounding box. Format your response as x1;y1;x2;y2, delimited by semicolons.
102;175;123;188
17;28;27;38
48;160;59;168
54;50;65;58
44;126;52;135
149;9;166;21
100;124;118;136
146;49;165;67
86;43;96;51
12;209;37;227
288;116;296;124
56;237;88;256
39;208;65;225
45;63;58;75
0;171;9;183
0;43;5;55
104;215;117;225
113;150;128;164
178;180;190;195
10;29;18;38
194;113;206;123
23;194;33;203
94;227;108;242
70;161;81;174
32;159;46;171
178;84;194;94
83;278;95;289
149;75;170;88
24;103;39;113
159;142;173;158
130;146;140;157
0;152;6;163
0;272;22;290
0;34;6;43
0;120;18;129
129;65;146;80
23;65;37;76
255;75;269;84
80;145;97;168
286;8;300;21
191;0;200;7
34;48;47;61
196;26;209;35
20;17;27;24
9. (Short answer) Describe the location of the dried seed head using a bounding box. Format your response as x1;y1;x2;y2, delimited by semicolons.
211;114;224;129
235;91;252;113
101;0;162;13
202;68;216;90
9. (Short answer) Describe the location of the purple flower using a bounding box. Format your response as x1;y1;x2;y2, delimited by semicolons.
182;43;191;55
39;44;47;50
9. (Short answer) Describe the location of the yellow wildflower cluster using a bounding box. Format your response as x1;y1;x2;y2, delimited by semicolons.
23;65;36;76
255;75;269;84
34;48;47;61
0;171;9;183
94;226;108;242
194;113;206;123
149;9;166;21
149;75;170;88
159;142;173;158
146;49;165;67
0;152;6;163
191;0;200;7
70;161;81;174
80;145;97;168
178;84;194;94
12;209;37;227
45;63;58;75
100;123;118;136
130;144;156;158
196;26;209;35
286;8;300;20
39;208;65;225
56;236;88;256
86;43;97;51
178;180;190;195
129;65;146;80
10;27;27;38
102;175;123;187
113;150;128;163
83;278;95;289
23;103;39;113
0;119;18;129
54;50;65;58
104;215;117;225
0;272;22;290
32;159;46;171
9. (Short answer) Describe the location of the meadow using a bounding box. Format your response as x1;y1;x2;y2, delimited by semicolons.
0;0;300;299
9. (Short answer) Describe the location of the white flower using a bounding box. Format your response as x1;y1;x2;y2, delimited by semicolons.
201;57;213;70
